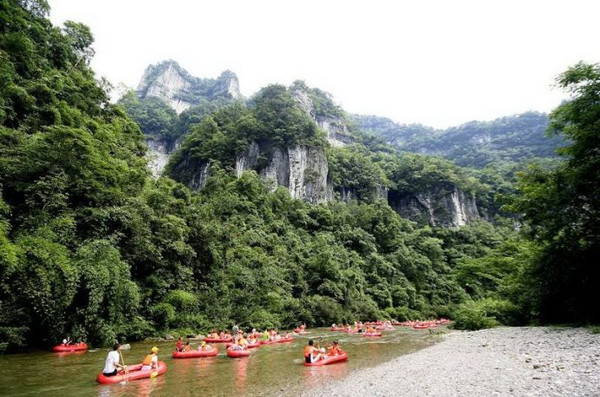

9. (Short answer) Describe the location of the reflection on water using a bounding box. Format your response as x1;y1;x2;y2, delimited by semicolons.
303;359;349;390
233;354;249;393
0;327;442;396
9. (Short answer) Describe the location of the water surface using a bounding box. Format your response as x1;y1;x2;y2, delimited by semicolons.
0;327;441;396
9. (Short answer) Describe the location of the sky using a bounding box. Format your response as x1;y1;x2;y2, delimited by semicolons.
48;0;599;129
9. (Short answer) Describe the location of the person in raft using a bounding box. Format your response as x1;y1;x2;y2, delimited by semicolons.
182;341;191;352
232;333;248;350
175;337;183;352
198;341;212;351
141;347;159;371
102;343;125;377
303;340;324;364
327;340;341;356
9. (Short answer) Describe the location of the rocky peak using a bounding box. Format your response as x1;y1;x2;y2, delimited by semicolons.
290;81;317;119
290;81;353;147
136;60;242;114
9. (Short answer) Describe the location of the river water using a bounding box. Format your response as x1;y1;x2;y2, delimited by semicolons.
0;327;441;396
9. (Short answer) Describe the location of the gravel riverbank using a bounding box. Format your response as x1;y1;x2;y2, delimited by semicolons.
305;327;600;397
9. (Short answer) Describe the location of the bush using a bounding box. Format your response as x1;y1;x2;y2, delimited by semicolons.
480;298;521;325
247;309;281;331
151;303;176;330
120;316;154;341
451;300;499;330
305;295;344;326
171;313;211;331
384;306;422;322
165;290;198;312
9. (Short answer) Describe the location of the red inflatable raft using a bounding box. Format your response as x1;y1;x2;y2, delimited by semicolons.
226;348;250;358
330;327;345;332
53;342;88;352
363;332;382;337
172;348;219;358
303;351;348;366
412;324;430;329
96;361;167;384
260;337;294;345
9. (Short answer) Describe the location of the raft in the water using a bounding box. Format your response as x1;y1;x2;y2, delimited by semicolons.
96;361;167;384
52;342;88;352
260;337;294;345
363;332;382;337
303;351;348;366
226;348;250;358
412;323;430;329
172;348;219;358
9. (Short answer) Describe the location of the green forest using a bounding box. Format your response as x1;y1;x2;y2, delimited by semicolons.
0;0;598;351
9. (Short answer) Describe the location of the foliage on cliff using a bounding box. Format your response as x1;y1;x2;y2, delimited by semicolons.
166;84;326;179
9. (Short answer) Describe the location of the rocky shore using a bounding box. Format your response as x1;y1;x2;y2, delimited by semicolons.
305;327;600;397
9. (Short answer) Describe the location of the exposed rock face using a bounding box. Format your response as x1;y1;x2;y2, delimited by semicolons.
389;186;480;227
136;60;242;114
169;154;212;191
145;137;179;177
340;185;389;203
137;62;192;114
235;141;333;203
290;83;354;147
316;116;355;147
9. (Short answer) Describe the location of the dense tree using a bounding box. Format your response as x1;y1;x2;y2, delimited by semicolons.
514;62;600;323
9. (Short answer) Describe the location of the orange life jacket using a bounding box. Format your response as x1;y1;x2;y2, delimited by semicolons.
142;354;153;366
329;346;341;356
303;346;313;358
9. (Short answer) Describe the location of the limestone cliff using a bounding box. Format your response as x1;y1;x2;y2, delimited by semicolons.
290;82;354;147
144;137;183;177
136;60;242;114
235;141;333;203
388;186;480;227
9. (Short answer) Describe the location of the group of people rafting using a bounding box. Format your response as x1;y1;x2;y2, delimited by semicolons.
331;320;395;333
98;324;345;377
303;339;343;364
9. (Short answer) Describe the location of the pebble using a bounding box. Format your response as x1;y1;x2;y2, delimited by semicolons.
303;327;600;397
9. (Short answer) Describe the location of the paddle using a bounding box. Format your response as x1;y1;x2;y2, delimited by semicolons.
119;348;129;374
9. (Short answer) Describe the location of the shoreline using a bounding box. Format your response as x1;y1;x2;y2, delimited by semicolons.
304;326;600;396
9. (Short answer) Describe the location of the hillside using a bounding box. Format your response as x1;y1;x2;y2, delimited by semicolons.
353;112;564;168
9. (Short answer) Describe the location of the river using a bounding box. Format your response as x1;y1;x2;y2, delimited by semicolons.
0;327;442;396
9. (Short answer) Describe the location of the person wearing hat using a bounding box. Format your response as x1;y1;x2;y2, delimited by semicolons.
141;346;159;371
198;340;211;351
